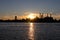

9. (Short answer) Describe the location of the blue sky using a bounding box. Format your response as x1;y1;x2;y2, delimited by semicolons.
0;0;60;17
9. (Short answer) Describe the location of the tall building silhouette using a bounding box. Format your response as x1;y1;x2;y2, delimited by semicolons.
15;16;17;20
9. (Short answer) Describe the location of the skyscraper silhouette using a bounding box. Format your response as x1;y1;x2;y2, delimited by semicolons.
15;16;17;20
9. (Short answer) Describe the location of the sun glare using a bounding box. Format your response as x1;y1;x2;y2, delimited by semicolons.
27;13;36;20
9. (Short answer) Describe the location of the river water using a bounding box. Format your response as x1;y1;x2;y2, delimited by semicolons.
0;22;60;40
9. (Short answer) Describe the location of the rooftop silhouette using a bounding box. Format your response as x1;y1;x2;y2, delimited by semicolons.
0;13;60;23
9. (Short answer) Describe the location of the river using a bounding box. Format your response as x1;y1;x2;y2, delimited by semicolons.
0;22;60;40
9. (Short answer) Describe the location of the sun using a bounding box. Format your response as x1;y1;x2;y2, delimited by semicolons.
27;13;36;20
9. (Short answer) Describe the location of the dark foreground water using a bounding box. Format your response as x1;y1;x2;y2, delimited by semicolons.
0;22;60;40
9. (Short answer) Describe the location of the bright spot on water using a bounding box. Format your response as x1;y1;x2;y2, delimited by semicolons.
28;23;34;40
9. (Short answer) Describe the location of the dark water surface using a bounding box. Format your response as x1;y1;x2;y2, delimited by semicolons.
0;22;60;40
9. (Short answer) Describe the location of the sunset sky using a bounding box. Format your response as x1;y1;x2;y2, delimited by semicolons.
0;0;60;20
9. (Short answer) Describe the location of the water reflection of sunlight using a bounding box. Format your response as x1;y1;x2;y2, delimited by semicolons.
28;23;34;40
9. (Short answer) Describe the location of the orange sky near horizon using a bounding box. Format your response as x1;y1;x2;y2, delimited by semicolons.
0;12;60;20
